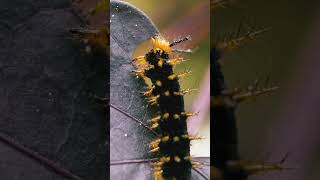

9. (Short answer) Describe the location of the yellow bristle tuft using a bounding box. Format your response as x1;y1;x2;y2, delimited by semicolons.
144;87;154;96
168;57;184;66
151;123;159;129
152;161;164;167
156;80;162;87
181;111;199;117
161;136;170;142
192;162;202;168
174;88;197;96
164;90;170;96
160;156;171;163
189;136;203;141
173;136;180;142
150;139;161;148
163;113;169;119
149;115;161;123
181;134;189;139
158;59;164;67
153;166;162;171
150;147;160;153
177;70;192;79
154;170;164;180
148;95;160;106
168;74;177;80
133;70;145;78
152;36;172;54
173;114;180;120
184;156;191;161
174;156;181;163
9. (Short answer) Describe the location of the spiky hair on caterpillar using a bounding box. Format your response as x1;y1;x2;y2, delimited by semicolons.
132;35;200;180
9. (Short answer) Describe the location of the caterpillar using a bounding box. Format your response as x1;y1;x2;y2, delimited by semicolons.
132;35;199;180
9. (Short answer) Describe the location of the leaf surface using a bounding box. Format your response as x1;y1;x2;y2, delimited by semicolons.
0;1;108;179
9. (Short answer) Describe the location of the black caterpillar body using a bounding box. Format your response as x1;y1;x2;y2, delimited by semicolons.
133;36;197;180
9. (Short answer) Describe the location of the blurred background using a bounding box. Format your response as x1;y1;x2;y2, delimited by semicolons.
125;0;211;157
213;0;320;179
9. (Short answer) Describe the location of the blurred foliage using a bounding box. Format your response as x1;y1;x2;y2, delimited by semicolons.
213;0;320;179
91;0;109;15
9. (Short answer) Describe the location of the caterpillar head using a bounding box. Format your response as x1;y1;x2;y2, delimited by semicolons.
151;35;172;54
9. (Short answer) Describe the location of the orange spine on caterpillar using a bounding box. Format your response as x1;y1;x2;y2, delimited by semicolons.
132;35;199;180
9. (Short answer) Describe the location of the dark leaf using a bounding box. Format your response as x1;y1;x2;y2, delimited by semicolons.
110;0;209;179
0;1;107;180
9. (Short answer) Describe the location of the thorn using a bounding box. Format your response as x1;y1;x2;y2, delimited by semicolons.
162;113;170;119
132;56;145;62
181;134;202;141
161;136;170;142
150;139;161;148
151;123;159;129
169;35;192;47
181;111;199;117
216;27;272;52
173;114;180;120
164;90;170;96
148;95;160;106
181;134;189;139
211;0;227;10
150;143;159;149
189;136;203;141
227;160;294;176
177;70;192;79
132;70;145;78
174;156;181;163
150;147;160;153
149;115;161;123
154;170;163;176
168;74;177;80
144;87;154;97
158;59;164;68
184;156;192;161
168;71;192;80
152;161;164;167
192;161;202;168
153;166;162;171
172;49;193;54
174;88;197;96
167;57;185;66
233;86;279;103
156;81;162;87
173;136;180;142
279;152;290;164
160;156;171;163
